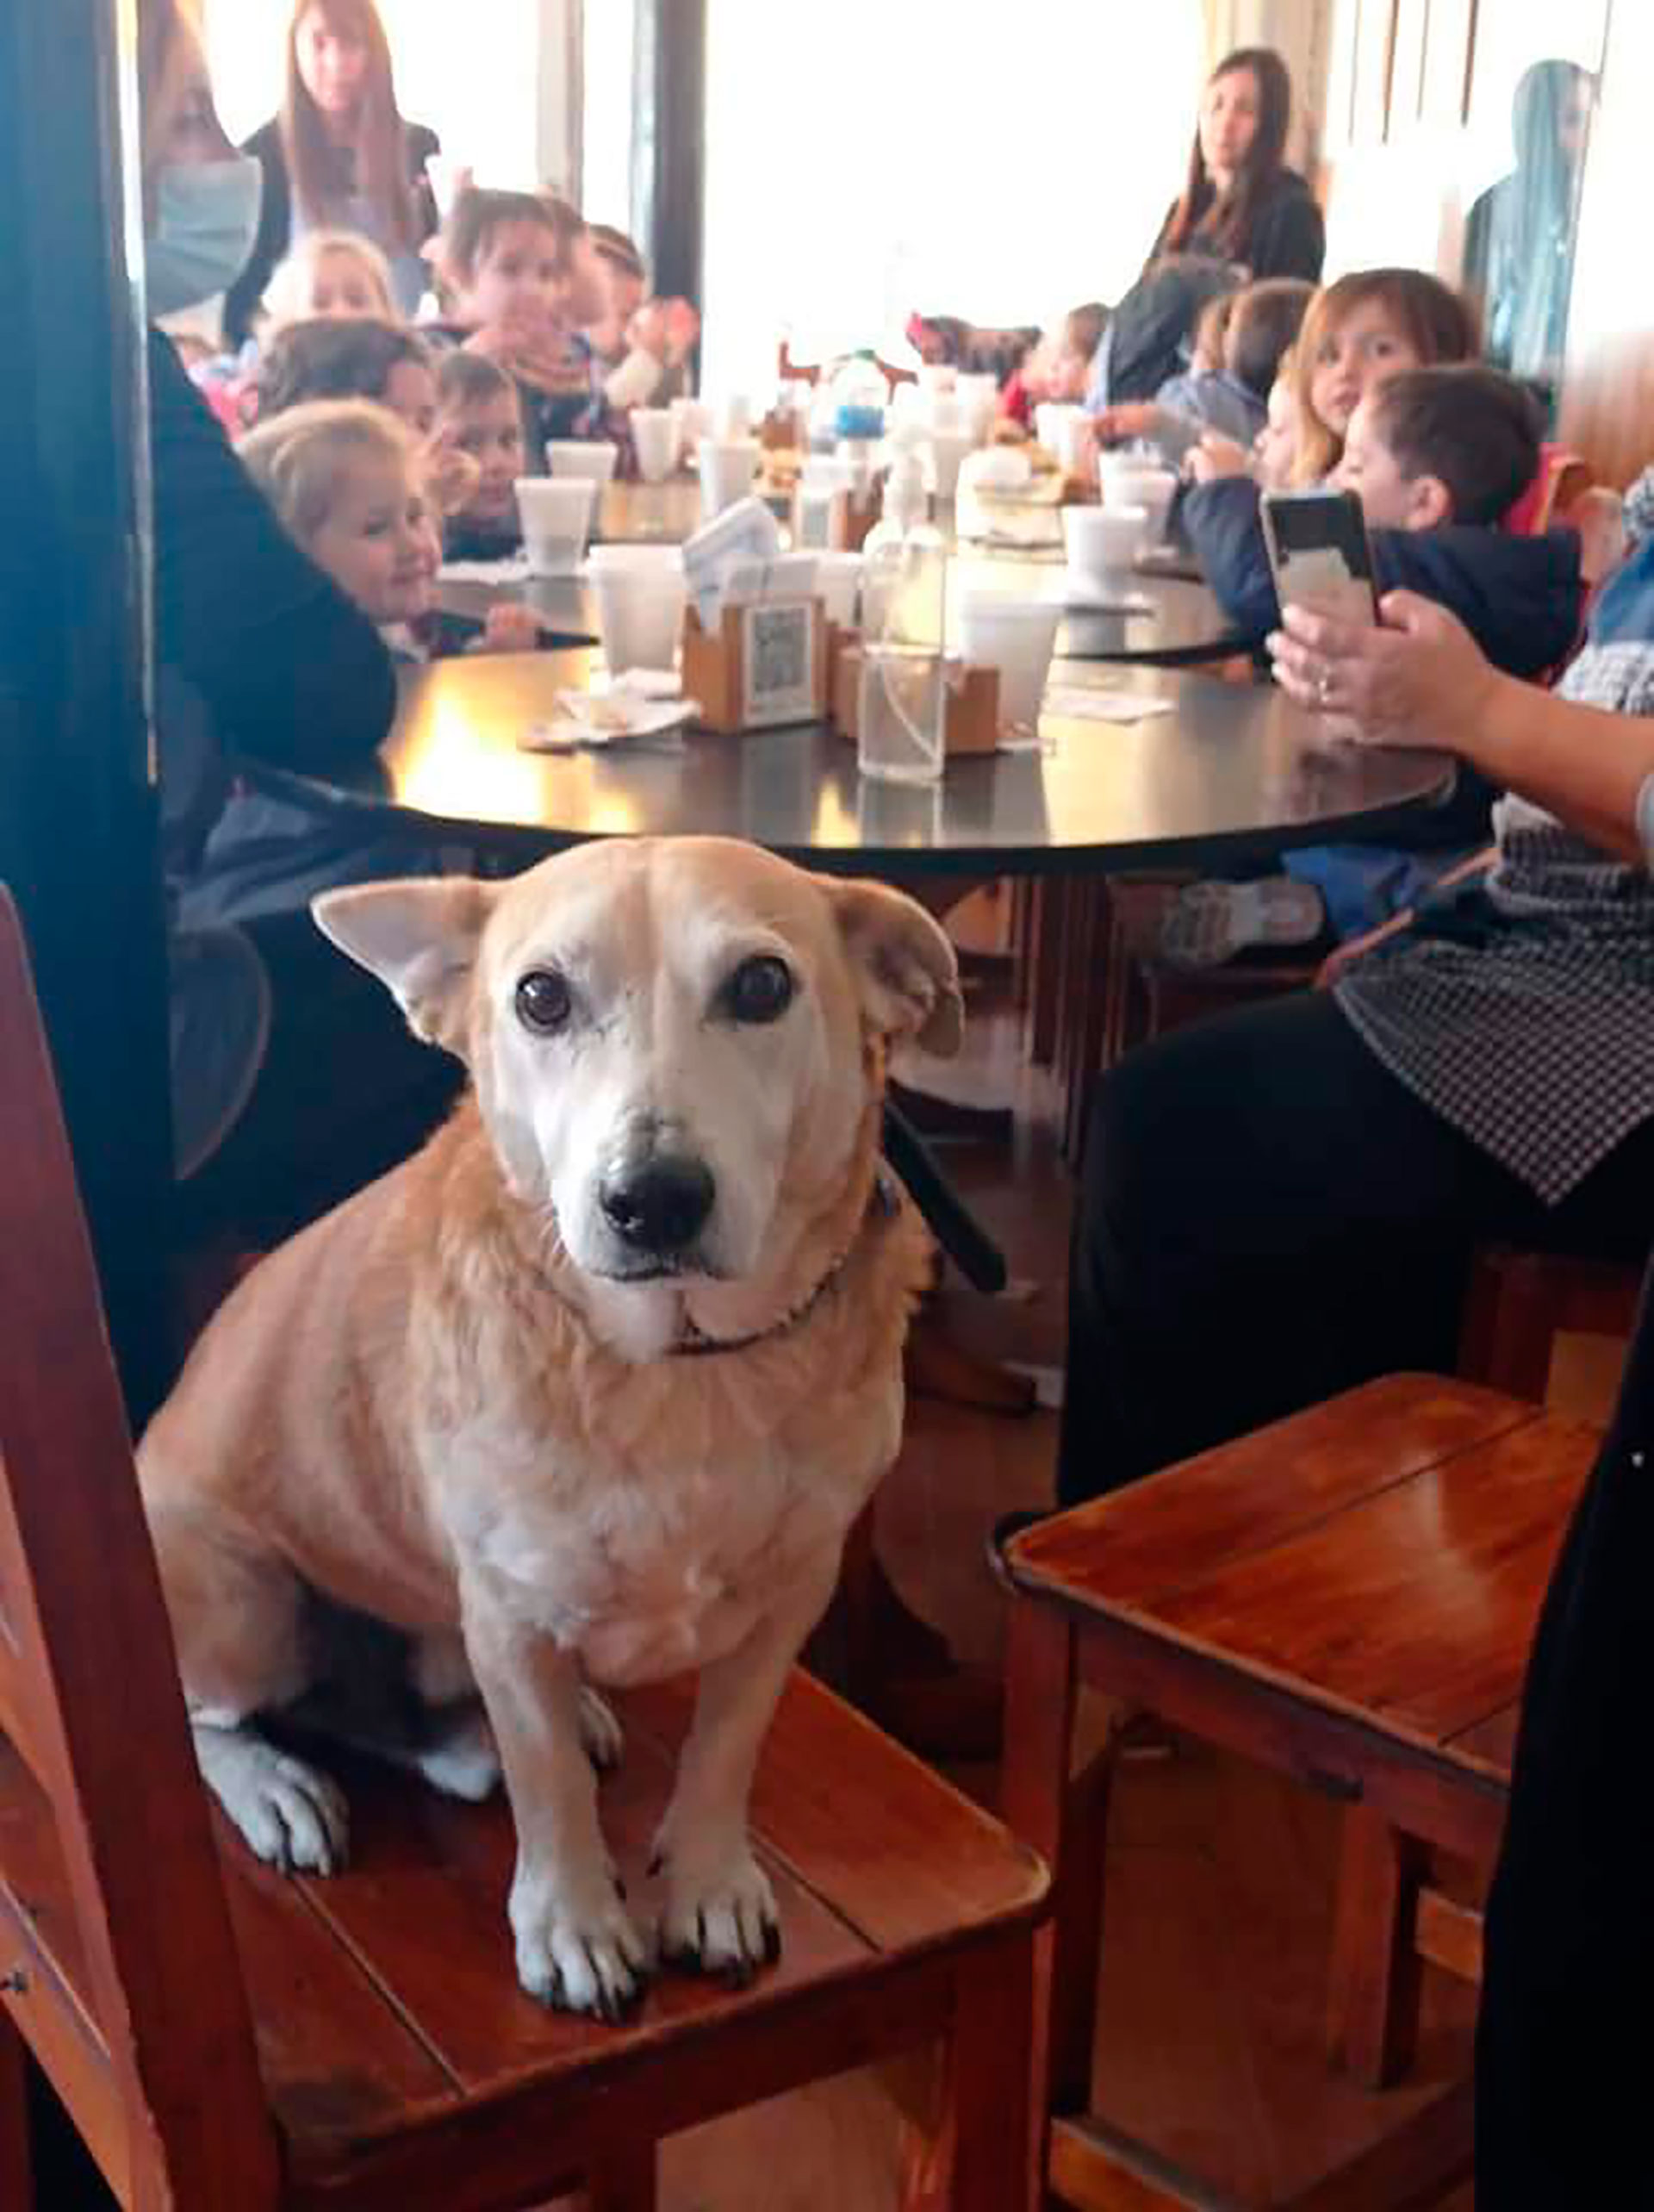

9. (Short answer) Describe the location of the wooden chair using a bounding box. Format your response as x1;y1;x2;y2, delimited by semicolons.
0;886;1048;2210
1302;1237;1647;2108
1458;1241;1644;1404
998;1374;1598;2208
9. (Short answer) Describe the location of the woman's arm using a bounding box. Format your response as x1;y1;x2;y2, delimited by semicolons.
1271;592;1653;863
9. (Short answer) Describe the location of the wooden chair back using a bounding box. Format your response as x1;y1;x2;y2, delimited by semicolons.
0;887;278;2207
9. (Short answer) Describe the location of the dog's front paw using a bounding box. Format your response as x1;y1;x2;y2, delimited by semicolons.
578;1684;625;1773
657;1837;780;1987
509;1866;650;2021
194;1723;349;1875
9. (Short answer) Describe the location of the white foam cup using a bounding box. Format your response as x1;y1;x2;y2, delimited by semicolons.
514;477;596;576
631;408;676;484
956;590;1064;751
697;436;761;519
586;545;687;674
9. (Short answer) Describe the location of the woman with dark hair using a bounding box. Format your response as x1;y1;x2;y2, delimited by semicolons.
1152;46;1324;283
1092;47;1324;407
1463;58;1595;398
226;0;440;346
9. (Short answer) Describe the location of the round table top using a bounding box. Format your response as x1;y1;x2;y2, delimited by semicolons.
280;647;1455;881
438;481;1245;668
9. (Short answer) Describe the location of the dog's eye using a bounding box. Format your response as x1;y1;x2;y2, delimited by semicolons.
515;969;572;1033
724;955;794;1025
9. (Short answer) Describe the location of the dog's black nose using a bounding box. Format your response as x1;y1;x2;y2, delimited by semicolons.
599;1157;716;1254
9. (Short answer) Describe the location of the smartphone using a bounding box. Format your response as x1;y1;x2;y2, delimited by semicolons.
1260;489;1379;625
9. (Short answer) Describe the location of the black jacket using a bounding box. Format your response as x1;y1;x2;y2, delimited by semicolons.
1181;474;1584;678
149;329;395;869
1152;166;1326;284
225;115;440;348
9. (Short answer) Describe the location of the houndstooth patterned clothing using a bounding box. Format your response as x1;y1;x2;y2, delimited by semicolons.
1335;640;1654;1205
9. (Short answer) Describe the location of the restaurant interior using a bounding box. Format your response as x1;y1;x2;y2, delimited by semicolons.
4;0;1652;2203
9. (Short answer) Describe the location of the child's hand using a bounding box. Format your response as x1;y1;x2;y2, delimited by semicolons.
1186;432;1251;484
1091;402;1155;444
661;297;700;362
627;302;671;361
424;433;482;517
473;603;543;654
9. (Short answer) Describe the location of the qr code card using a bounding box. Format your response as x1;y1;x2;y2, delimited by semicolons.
738;599;818;726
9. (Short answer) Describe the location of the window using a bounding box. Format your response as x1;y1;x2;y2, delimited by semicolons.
700;0;1204;396
580;0;635;228
201;0;545;188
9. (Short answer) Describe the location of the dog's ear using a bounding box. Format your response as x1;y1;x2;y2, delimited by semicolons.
830;878;964;1058
312;876;496;1056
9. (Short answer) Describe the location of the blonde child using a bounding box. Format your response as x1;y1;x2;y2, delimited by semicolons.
1183;267;1480;633
239;400;536;652
261;229;397;333
1289;267;1479;485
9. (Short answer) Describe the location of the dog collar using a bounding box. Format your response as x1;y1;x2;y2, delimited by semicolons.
669;1166;900;1358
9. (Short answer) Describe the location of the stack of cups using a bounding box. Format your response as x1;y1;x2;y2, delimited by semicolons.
515;477;597;576
697;435;760;520
957;589;1064;753
587;545;687;676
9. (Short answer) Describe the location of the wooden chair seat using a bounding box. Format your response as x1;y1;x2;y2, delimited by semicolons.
2;1670;1044;2209
0;887;1047;2210
999;1374;1598;2209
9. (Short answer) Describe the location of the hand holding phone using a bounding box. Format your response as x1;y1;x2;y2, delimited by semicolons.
1261;489;1379;626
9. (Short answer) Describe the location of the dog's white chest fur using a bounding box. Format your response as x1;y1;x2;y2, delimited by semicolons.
443;1398;889;1686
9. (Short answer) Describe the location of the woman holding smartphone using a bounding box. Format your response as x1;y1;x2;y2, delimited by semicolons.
1270;586;1654;2208
1058;555;1654;1508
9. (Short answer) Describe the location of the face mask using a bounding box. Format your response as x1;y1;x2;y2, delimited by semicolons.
146;156;263;315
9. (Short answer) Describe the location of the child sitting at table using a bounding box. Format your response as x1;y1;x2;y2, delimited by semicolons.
1251;360;1300;491
239;398;538;655
426;187;612;451
585;223;700;411
431;350;528;560
999;302;1107;428
1163;363;1583;964
1181;268;1493;639
1096;277;1313;463
262;229;399;334
254;317;484;521
181;401;537;928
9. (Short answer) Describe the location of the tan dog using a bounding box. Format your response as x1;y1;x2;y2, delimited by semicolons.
140;836;959;2017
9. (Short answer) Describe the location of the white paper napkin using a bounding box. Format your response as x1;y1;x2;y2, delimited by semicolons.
438;552;533;584
1044;686;1177;724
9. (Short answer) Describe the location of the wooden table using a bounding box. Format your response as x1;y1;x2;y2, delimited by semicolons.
998;1374;1600;2209
275;646;1452;881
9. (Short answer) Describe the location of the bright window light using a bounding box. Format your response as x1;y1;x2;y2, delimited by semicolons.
701;0;1204;396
